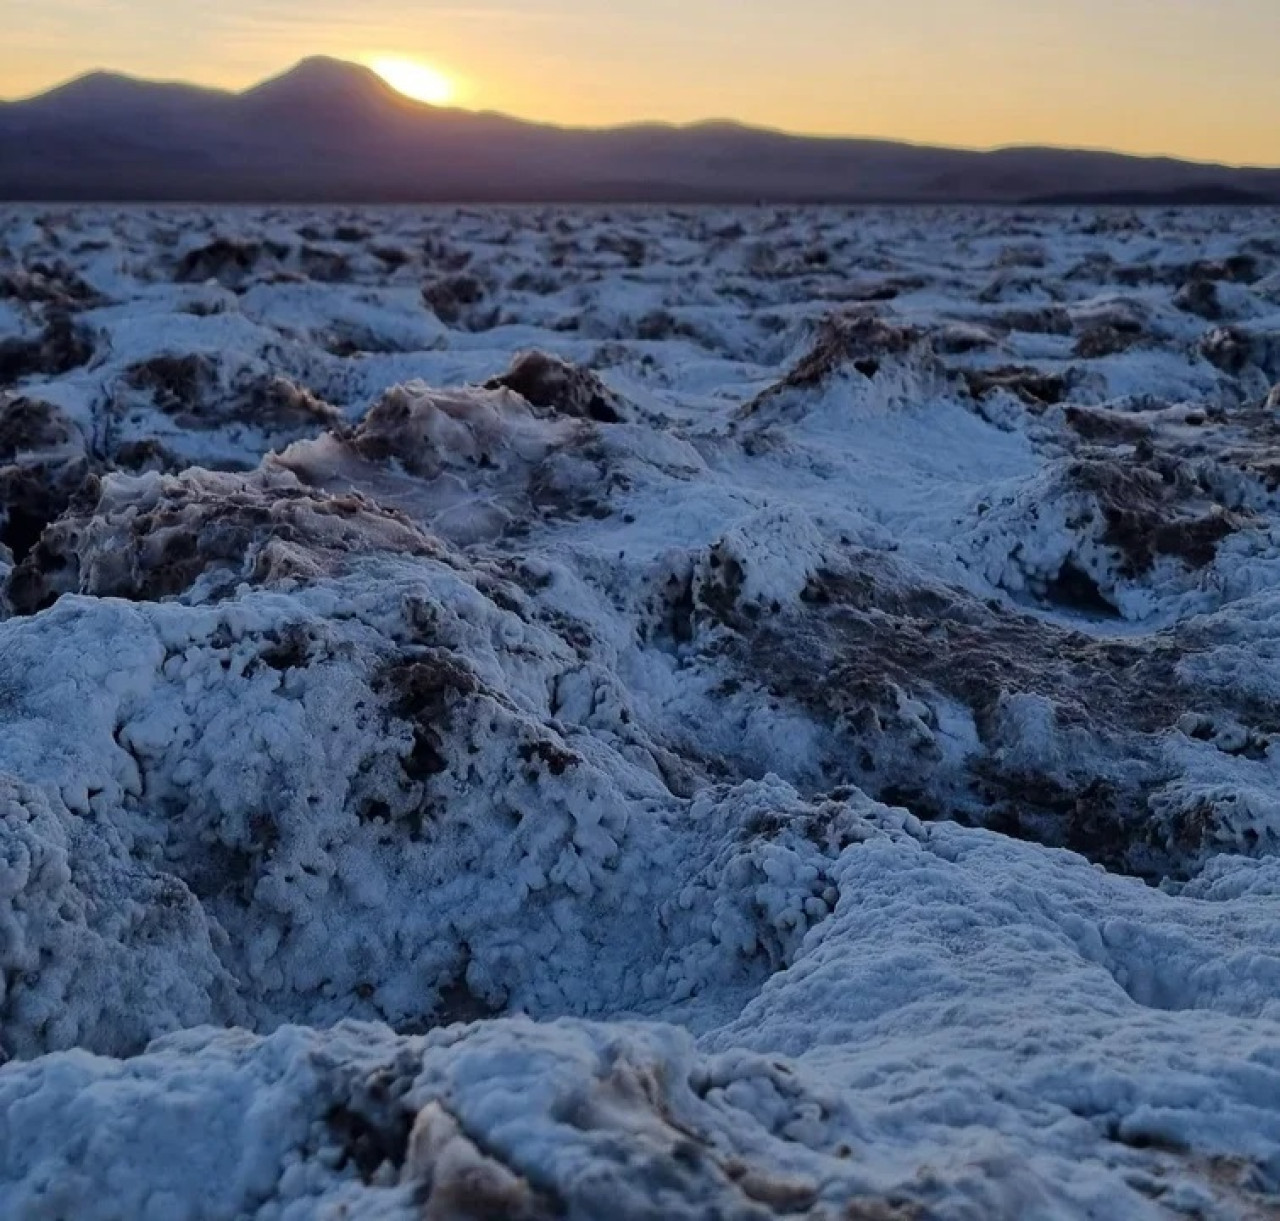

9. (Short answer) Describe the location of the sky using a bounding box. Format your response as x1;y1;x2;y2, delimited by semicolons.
3;0;1279;165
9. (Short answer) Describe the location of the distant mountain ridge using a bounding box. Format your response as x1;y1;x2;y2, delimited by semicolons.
3;57;1278;204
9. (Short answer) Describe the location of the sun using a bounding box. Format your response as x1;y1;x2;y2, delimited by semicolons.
368;57;455;106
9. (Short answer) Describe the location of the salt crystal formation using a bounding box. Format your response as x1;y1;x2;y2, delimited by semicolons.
0;205;1279;1218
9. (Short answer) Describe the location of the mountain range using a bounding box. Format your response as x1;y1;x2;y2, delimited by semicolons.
3;56;1278;205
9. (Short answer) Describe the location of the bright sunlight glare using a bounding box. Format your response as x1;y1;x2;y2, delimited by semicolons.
367;56;455;106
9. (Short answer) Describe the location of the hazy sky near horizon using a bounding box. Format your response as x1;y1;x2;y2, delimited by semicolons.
5;0;1279;164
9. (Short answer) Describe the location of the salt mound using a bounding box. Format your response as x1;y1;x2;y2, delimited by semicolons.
739;311;927;420
9;464;437;611
279;374;662;543
486;349;629;423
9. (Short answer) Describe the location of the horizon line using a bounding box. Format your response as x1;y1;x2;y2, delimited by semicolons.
5;56;1278;173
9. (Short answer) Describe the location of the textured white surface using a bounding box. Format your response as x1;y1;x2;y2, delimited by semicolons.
0;205;1278;1218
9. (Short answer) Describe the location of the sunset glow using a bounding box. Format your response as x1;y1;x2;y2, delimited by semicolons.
367;56;454;106
4;0;1280;164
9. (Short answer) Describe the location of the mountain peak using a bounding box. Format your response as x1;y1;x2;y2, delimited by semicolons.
50;69;136;92
12;69;233;115
283;56;381;82
242;57;392;106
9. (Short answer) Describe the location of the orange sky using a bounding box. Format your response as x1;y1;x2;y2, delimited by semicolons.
5;0;1280;164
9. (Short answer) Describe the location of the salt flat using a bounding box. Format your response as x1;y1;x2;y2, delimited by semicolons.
1;204;1279;1218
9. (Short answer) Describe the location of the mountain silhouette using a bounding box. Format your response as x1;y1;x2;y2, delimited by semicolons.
2;57;1278;204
